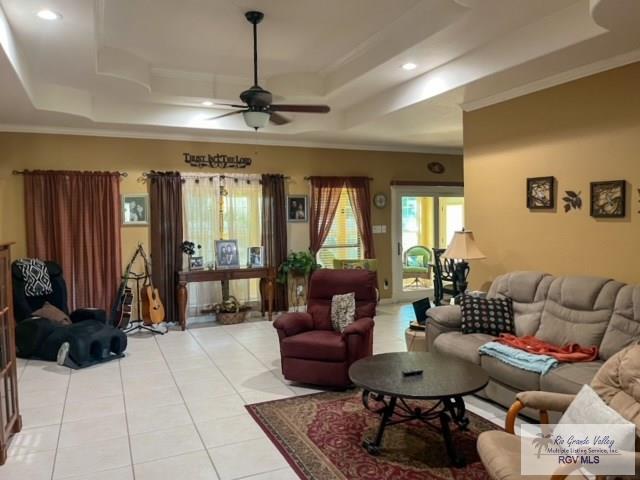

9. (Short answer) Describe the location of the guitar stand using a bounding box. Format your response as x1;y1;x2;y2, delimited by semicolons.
122;273;167;335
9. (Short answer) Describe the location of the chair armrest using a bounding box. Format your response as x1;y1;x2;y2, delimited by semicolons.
505;391;575;434
70;308;107;324
342;317;374;337
273;312;314;337
427;305;462;328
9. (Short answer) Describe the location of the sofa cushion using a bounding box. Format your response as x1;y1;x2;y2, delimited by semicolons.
461;296;514;336
488;271;553;336
536;276;624;348
599;285;640;360
539;361;603;395
281;330;346;362
432;331;495;365
480;355;540;391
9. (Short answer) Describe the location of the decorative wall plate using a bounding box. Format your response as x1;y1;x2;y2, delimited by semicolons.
427;162;445;174
373;193;387;209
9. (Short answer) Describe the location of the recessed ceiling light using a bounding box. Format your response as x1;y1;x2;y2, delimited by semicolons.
37;9;62;21
202;101;213;107
402;62;417;71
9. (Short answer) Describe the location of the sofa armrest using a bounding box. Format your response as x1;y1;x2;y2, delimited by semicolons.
427;305;462;329
273;312;314;338
70;308;107;324
342;317;374;337
505;391;575;434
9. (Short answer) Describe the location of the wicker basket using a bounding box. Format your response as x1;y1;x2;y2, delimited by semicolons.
216;311;248;325
214;296;248;325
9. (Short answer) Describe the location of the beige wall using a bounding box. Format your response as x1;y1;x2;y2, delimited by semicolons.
464;62;640;290
0;132;462;298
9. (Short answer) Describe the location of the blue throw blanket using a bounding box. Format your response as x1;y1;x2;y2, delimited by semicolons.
479;341;558;375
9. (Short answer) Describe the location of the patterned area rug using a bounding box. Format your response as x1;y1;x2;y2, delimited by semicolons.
246;390;496;480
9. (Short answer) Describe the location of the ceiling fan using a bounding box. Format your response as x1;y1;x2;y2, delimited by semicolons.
207;11;330;130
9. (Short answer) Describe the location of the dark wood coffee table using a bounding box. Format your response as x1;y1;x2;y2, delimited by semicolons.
349;352;489;467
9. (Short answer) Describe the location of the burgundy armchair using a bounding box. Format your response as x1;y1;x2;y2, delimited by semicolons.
273;269;377;388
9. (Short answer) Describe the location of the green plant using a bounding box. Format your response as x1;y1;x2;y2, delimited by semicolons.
277;250;320;284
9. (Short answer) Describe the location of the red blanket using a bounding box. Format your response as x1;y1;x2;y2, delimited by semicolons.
496;334;598;362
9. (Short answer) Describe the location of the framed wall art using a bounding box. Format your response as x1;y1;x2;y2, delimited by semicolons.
526;176;555;209
122;194;149;225
590;180;626;218
287;195;308;223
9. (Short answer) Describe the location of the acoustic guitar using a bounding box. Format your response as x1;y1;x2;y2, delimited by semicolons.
140;247;165;325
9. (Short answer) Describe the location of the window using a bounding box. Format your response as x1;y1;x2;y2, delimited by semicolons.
317;188;362;268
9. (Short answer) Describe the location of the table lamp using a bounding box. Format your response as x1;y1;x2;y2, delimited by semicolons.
442;229;486;299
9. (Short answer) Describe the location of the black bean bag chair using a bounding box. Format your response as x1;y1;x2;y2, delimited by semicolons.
13;260;127;368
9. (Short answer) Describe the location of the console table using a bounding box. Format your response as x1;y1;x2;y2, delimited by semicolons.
176;267;276;330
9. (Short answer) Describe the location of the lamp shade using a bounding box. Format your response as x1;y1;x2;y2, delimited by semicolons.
242;110;270;129
442;230;486;260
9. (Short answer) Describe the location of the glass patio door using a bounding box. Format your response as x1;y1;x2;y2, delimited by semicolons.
392;186;464;301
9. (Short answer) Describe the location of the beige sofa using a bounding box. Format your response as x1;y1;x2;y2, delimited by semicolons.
426;271;640;415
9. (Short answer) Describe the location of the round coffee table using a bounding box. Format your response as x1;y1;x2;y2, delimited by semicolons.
349;352;489;467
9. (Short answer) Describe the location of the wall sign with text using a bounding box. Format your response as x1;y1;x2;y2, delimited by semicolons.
183;153;252;169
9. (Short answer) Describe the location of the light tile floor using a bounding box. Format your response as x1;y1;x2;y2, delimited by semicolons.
4;304;518;480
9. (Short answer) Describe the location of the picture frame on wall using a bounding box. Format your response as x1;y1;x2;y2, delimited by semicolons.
247;246;264;268
122;194;149;225
287;195;308;223
215;240;240;269
526;176;555;209
590;180;626;218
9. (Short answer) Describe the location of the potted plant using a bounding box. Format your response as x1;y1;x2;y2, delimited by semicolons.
213;296;250;325
278;251;320;309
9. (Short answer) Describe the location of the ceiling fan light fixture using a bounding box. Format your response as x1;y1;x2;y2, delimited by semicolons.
243;110;270;130
402;62;417;71
37;9;62;20
201;100;213;107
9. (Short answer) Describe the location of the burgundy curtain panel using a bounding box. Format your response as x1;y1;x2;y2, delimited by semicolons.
261;174;289;312
345;177;376;258
149;172;183;324
24;170;122;311
309;177;344;254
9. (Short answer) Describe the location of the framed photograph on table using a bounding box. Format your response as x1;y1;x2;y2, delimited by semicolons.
215;240;240;269
248;247;264;268
287;195;308;222
122;194;149;225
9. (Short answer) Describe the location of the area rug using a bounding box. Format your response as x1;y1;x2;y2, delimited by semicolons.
246;390;496;480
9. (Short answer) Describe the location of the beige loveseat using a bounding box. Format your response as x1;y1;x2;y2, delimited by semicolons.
426;271;640;415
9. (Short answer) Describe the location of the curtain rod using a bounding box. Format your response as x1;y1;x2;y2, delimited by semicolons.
304;176;373;180
12;170;128;177
141;172;290;179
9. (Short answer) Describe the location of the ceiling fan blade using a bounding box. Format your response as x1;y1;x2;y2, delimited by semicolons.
269;112;291;125
215;103;247;109
270;104;330;113
205;110;245;121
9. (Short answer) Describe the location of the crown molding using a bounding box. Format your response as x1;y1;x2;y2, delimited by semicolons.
461;48;640;112
0;124;463;155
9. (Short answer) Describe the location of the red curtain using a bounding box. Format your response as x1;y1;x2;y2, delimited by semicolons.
345;177;375;258
24;170;122;311
148;172;183;324
309;177;344;254
261;174;289;312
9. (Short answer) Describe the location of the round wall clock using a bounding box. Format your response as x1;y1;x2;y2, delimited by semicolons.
373;193;387;209
427;161;445;174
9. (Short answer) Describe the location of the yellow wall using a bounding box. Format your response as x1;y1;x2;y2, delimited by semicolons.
419;197;435;248
0;132;463;298
464;61;640;290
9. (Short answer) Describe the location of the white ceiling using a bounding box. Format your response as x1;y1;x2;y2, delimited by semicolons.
0;0;639;153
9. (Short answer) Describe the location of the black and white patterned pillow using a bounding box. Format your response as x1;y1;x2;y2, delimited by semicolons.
331;292;356;333
460;296;514;336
